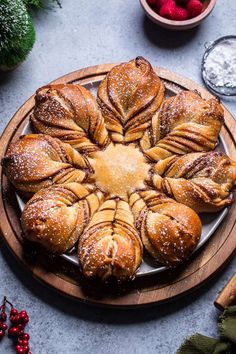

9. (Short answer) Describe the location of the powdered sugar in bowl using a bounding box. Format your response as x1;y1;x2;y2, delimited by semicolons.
202;36;236;96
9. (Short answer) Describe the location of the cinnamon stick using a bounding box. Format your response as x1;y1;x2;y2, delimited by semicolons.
214;273;236;311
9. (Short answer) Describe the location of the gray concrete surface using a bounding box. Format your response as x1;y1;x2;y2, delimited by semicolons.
0;1;236;353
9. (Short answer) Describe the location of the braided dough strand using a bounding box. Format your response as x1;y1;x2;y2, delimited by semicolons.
21;183;104;253
2;134;92;194
97;56;165;143
31;84;109;154
129;190;201;266
153;152;236;212
141;91;224;161
79;198;143;281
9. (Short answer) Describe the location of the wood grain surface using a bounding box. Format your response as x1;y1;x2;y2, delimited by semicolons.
0;64;236;307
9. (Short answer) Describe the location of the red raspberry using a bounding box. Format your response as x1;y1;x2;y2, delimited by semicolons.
187;0;203;18
159;0;176;20
146;0;157;7
156;0;167;10
174;6;189;20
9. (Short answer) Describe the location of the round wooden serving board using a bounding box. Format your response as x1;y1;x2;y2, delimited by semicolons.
0;64;236;307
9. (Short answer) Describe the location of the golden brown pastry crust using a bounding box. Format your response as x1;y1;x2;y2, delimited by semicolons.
79;198;143;281
2;134;91;194
21;183;104;253
141;91;224;161
129;190;202;266
31;83;109;154
153;152;236;212
97;56;165;143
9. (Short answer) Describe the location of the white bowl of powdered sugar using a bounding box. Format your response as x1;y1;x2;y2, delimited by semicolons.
202;36;236;96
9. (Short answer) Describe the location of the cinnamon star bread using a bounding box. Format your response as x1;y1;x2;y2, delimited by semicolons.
2;57;236;282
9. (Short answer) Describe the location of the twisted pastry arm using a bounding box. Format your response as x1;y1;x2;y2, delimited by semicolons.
78;198;143;281
2;134;91;194
21;183;104;253
153;152;236;212
97;57;165;143
129;190;201;266
141;91;224;161
31;84;109;154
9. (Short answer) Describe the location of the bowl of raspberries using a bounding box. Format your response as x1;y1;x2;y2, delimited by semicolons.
140;0;216;30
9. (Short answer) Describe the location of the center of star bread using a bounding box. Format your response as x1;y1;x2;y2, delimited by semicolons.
89;143;151;201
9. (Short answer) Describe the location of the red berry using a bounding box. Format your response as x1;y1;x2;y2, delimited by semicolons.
22;339;29;346
18;330;24;337
18;339;23;345
146;0;156;7
10;308;18;316
0;323;8;331
22;333;30;341
11;314;20;324
187;0;203;18
15;346;25;354
0;312;7;321
0;330;4;339
156;0;167;10
8;326;20;337
18;324;25;331
174;6;189;20
18;312;29;324
24;345;30;353
159;0;176;20
22;315;29;324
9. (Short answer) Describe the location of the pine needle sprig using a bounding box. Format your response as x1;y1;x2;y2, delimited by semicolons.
23;0;61;9
23;0;43;9
0;0;36;68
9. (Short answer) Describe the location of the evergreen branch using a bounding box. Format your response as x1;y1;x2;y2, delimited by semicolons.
0;0;36;68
